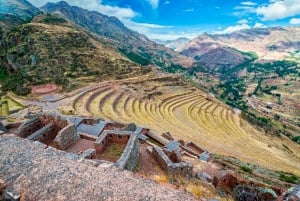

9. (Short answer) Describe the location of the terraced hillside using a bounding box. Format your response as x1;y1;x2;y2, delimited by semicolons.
72;76;300;176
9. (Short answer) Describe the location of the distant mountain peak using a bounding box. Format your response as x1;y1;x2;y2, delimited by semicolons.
0;0;40;21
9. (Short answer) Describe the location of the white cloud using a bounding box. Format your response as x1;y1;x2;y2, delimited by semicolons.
238;19;248;24
290;18;300;24
145;0;160;9
241;1;257;6
215;19;269;34
253;23;266;28
233;5;256;17
256;0;300;21
216;23;251;34
124;20;172;29
28;0;136;19
147;32;199;40
28;0;169;39
164;1;170;5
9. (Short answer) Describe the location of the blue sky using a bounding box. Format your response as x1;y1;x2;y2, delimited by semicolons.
28;0;300;40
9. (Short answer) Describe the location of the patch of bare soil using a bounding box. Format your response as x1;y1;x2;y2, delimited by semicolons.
66;139;95;153
136;143;165;176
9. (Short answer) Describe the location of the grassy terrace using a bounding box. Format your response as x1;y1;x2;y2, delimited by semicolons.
72;77;300;176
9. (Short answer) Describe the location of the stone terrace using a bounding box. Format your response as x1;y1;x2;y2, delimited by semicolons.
0;136;197;201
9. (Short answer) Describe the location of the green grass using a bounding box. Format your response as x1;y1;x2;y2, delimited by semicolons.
102;143;125;159
1;101;9;116
240;165;253;174
279;173;299;184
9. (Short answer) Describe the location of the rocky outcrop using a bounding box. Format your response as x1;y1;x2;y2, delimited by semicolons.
213;171;245;193
0;135;197;200
281;185;300;201
233;185;278;201
0;179;6;194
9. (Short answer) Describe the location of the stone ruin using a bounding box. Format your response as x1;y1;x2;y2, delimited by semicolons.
17;113;78;150
95;130;139;171
148;145;193;177
16;113;140;171
14;113;203;177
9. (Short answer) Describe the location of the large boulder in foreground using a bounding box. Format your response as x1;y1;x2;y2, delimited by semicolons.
0;135;197;201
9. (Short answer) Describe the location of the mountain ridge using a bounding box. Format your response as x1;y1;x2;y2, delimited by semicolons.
178;26;300;62
41;1;194;68
0;0;40;21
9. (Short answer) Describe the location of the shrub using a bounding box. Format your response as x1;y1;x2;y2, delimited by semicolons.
279;173;299;184
240;165;253;174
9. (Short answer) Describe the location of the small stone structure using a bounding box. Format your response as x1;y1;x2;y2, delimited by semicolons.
17;113;79;150
15;113;201;175
95;130;139;171
31;83;58;95
150;146;192;177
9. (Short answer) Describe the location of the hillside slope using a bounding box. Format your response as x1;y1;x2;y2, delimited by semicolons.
179;27;300;62
0;13;144;95
41;1;194;68
0;0;40;21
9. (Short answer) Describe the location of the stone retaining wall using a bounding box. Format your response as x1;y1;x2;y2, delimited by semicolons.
95;131;132;153
27;123;54;144
53;124;79;150
115;133;139;171
17;117;43;138
95;130;139;171
151;146;192;177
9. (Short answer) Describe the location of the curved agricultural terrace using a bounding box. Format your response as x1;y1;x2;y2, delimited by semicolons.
72;76;300;175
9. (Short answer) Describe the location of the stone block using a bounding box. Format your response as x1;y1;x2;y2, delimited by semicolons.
0;179;6;193
80;149;96;159
3;188;20;201
53;124;79;150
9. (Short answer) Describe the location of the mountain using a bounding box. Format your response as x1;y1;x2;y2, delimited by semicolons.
0;11;145;95
178;27;300;62
154;37;189;51
178;33;251;70
41;1;194;68
0;0;40;21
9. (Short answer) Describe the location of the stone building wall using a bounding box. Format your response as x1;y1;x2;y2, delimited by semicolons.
82;118;98;125
163;150;181;163
18;113;78;150
115;133;139;171
53;124;79;150
27;123;54;144
17;117;43;138
38;114;68;134
151;146;170;171
167;163;193;177
151;147;192;177
95;130;139;171
103;122;125;131
95;131;131;154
